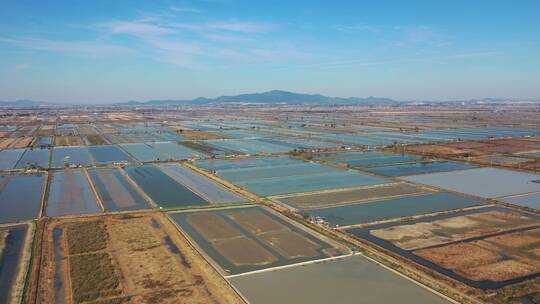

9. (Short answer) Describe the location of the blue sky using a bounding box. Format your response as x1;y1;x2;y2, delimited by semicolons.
0;0;539;103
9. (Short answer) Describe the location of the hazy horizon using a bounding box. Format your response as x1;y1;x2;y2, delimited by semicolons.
1;0;539;104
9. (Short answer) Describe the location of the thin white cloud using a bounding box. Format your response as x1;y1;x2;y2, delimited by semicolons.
106;21;173;35
446;51;503;59
207;22;277;33
13;63;30;71
0;36;131;57
334;24;381;34
170;6;201;13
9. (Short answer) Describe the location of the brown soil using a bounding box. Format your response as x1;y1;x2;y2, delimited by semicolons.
10;137;33;148
85;134;108;145
259;230;320;259
179;130;224;140
415;243;501;271
484;230;540;249
225;209;288;234
187;213;244;241
464;260;538;282
279;183;424;209
405;144;484;158
37;213;245;304
55;136;84;146
213;237;277;266
0;138;16;149
371;210;538;250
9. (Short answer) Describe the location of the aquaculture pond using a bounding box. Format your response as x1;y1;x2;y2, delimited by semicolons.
195;156;299;172
333;154;420;168
311;150;384;160
169;206;343;275
239;170;390;196
317;134;395;146
88;168;151;211
124;165;209;208
157;163;248;204
364;161;476;177
230;255;451;304
0;225;29;304
206;139;291;154
309;192;486;227
218;162;340;183
51;146;94;168
346;207;540;290
46;170;101;216
148;142;205;159
0;149;25;170
15;148;50;168
36;136;53;146
0;174;45;223
501;193;540;211
119;143;169;162
88;145;134;165
402;167;540;198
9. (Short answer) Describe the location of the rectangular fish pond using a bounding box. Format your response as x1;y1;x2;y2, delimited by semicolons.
51;146;94;168
88;145;134;165
308;192;486;227
124;165;209;208
88;168;152;211
0;174;45;223
364;161;476;177
157;163;248;204
169;206;346;275
46;170;101;216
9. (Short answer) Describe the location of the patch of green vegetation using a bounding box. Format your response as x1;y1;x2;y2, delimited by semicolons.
179;141;215;153
67;220;108;255
70;252;121;304
85;134;107;145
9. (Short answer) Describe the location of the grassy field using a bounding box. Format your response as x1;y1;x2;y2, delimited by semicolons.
67;220;107;255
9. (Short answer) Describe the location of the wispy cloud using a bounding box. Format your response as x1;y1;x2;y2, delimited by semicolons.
106;21;173;35
170;6;201;13
13;63;30;71
446;51;503;59
206;22;277;33
334;24;382;34
395;26;450;47
0;36;130;57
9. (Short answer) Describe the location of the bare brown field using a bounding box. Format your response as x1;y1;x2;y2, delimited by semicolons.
0;138;16;149
176;207;346;274
371;210;538;250
187;213;244;241
278;183;424;209
405;144;485;158
259;230;320;259
179;130;223;140
35;129;54;136
415;243;501;271
213;237;277;266
225;209;288;234
78;127;97;135
84;134;108;145
37;214;245;304
54;135;84;146
465;260;538;282
10;137;33;148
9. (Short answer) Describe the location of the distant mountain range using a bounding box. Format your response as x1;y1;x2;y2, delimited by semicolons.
123;90;398;106
1;91;539;107
0;99;47;107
